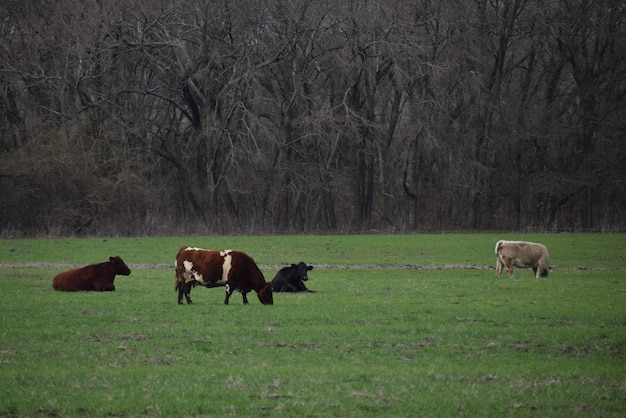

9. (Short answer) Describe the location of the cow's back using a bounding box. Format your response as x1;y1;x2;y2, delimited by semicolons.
271;266;297;291
175;247;228;286
498;241;547;265
52;258;126;291
271;268;288;291
53;267;95;291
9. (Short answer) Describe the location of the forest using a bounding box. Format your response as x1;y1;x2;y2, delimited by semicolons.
1;0;624;236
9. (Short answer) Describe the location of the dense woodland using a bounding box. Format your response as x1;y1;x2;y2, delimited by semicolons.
1;0;624;237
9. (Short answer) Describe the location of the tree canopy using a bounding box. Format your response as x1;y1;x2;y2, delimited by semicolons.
1;0;624;236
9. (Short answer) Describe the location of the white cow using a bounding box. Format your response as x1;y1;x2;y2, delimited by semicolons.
495;240;550;279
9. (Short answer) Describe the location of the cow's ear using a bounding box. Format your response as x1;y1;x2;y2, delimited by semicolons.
307;266;313;271
110;257;115;263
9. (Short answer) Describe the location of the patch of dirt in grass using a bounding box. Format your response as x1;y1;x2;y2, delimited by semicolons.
83;333;151;342
508;340;625;358
34;408;59;417
0;349;19;364
456;317;514;327
273;343;328;350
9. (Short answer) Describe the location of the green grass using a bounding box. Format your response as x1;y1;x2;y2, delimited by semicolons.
0;234;625;417
2;233;625;267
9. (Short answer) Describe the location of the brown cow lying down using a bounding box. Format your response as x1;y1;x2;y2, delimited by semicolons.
495;240;549;279
174;246;273;305
52;256;131;291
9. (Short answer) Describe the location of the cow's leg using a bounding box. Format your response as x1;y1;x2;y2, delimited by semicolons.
281;283;295;292
184;282;193;304
95;282;115;291
495;258;504;278
102;283;115;291
241;291;250;304
295;280;309;292
506;264;514;279
178;282;193;304
224;284;234;305
177;286;184;304
502;257;514;278
176;277;185;304
532;267;539;279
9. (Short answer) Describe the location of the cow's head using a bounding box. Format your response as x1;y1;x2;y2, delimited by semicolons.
539;267;549;278
110;256;131;276
293;262;313;281
257;282;273;305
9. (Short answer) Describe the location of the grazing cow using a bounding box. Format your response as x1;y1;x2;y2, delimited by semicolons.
271;262;315;292
495;240;550;279
174;246;273;305
52;256;131;291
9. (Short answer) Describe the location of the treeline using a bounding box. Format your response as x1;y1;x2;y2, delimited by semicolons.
1;0;624;236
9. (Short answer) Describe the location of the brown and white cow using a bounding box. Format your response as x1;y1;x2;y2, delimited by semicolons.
495;240;550;279
174;247;273;305
52;256;131;291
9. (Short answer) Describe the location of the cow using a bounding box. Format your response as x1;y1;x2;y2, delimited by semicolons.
495;240;550;279
271;262;315;292
174;246;273;305
52;256;131;291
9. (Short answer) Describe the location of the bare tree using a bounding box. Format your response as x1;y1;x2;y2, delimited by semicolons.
1;0;624;236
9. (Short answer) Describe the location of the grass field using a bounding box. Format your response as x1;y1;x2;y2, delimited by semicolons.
0;234;625;417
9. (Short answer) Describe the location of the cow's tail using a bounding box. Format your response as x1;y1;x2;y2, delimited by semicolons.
495;240;503;256
174;272;183;291
175;275;196;291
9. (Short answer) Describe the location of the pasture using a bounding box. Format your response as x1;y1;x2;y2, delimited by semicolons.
1;233;625;417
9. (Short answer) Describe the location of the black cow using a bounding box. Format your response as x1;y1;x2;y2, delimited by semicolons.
271;262;314;292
